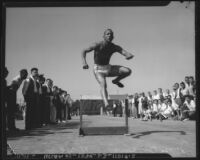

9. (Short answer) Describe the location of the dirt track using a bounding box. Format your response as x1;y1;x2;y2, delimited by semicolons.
7;115;196;157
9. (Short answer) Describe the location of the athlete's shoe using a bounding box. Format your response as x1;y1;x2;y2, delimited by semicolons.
112;80;124;88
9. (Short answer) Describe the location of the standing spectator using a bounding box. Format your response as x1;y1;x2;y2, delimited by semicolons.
171;83;182;119
22;68;40;130
163;89;171;99
41;78;53;126
188;76;195;98
147;91;153;102
112;101;117;117
152;90;160;100
128;95;133;117
180;95;196;121
66;94;73;120
131;94;137;118
37;74;45;127
134;93;139;118
52;86;60;124
158;88;164;101
62;91;68;121
180;82;189;103
184;76;190;91
59;89;66;123
7;69;28;131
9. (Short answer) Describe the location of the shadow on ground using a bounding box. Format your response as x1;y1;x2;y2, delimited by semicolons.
130;130;186;138
7;121;81;140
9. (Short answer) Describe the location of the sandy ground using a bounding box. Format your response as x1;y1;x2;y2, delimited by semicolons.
7;115;196;157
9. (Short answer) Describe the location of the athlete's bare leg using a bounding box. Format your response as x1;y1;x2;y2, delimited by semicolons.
108;65;132;88
94;72;109;107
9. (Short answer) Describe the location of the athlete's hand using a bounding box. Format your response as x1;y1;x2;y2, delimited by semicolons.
126;54;134;60
83;64;89;69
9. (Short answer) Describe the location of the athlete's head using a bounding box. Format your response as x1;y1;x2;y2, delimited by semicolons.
103;29;114;42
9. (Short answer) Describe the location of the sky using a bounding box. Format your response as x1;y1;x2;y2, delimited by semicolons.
5;1;195;102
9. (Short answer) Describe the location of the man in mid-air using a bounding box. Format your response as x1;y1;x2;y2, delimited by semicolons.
81;29;134;109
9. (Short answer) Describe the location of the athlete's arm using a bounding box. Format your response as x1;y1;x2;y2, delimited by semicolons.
81;43;97;69
115;45;134;60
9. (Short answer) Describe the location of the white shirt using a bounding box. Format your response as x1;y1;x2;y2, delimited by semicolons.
152;104;159;112
160;103;167;112
184;100;195;111
152;94;160;100
30;75;38;93
188;84;195;96
171;88;181;99
163;105;173;115
180;88;189;96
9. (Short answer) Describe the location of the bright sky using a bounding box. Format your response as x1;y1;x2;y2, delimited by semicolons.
5;2;195;101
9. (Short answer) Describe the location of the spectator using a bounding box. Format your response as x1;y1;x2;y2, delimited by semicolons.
184;76;190;89
52;86;60;124
152;90;160;100
163;89;171;99
7;69;28;131
112;101;117;117
151;99;159;119
180;82;189;103
66;94;73;120
22;68;40;130
128;95;134;117
188;76;195;98
37;74;45;127
171;83;182;120
131;94;138;118
134;93;139;118
158;99;174;121
158;88;164;101
41;78;53;126
59;89;67;123
180;95;195;121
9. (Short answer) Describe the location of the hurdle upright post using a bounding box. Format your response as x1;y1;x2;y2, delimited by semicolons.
125;98;129;134
80;99;83;129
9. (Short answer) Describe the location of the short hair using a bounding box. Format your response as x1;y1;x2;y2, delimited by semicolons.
46;78;52;82
104;28;114;35
38;74;45;80
53;85;58;89
189;76;194;79
20;69;28;74
31;67;38;72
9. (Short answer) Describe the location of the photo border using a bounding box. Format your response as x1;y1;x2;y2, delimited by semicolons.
1;0;199;159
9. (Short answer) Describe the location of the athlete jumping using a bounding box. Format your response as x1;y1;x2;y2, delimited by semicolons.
81;29;134;109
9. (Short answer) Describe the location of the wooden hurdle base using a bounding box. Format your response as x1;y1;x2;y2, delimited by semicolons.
79;126;128;136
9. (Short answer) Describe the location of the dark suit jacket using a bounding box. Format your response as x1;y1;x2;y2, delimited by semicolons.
22;77;39;102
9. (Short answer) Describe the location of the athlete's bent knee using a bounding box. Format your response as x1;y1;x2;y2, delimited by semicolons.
126;68;132;76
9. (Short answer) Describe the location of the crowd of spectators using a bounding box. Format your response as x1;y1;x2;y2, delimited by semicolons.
126;76;196;121
3;67;73;132
3;66;196;132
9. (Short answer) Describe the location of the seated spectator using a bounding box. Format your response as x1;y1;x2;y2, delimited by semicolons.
157;99;174;121
180;95;196;121
151;99;159;119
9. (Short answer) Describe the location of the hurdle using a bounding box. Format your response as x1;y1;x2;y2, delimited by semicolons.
79;94;129;136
